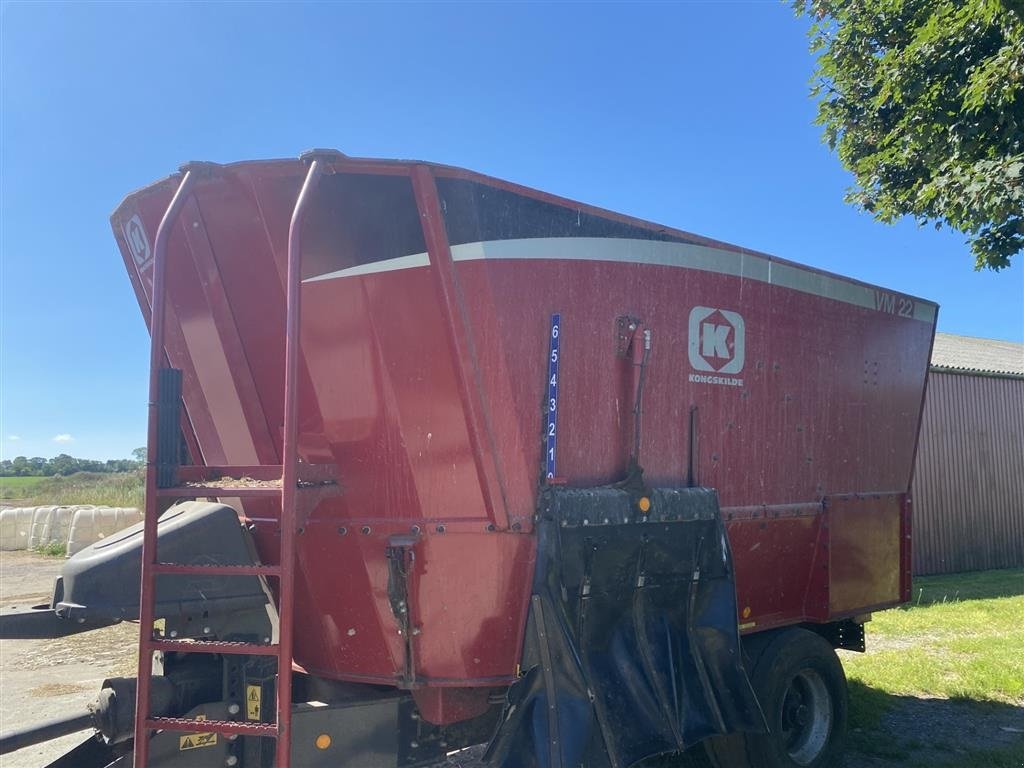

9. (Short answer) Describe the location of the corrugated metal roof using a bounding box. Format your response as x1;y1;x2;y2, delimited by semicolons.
930;332;1024;378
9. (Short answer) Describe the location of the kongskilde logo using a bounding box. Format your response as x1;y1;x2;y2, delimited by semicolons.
122;214;152;268
688;306;745;386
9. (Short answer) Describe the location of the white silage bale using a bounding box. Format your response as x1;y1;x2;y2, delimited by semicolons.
119;507;143;530
66;506;143;556
97;507;142;538
0;507;37;550
58;505;95;554
16;507;36;549
67;506;102;557
28;506;57;549
40;506;75;548
0;508;17;550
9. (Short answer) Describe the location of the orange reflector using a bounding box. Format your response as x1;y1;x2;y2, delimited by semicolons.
638;496;651;513
315;734;332;750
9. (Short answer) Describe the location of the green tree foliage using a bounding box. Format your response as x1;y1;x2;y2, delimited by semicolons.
0;453;143;477
795;0;1024;270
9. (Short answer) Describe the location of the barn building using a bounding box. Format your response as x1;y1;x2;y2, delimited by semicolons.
911;333;1024;575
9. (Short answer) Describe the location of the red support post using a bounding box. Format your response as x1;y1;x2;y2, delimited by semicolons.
275;154;328;768
133;168;197;768
410;165;511;531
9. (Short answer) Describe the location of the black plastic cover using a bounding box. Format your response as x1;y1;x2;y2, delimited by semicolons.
54;502;267;623
487;486;764;768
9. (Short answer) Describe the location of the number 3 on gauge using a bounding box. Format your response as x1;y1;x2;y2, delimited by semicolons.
545;315;560;480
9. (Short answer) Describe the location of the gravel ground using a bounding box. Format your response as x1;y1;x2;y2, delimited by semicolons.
842;693;1024;768
0;551;489;768
1;551;139;768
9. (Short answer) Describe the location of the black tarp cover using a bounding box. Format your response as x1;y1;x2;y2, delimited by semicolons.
487;487;763;768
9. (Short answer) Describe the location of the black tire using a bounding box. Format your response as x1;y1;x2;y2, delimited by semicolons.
705;628;848;768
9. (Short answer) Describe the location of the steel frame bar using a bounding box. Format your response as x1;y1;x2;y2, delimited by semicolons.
160;298;227;463
410;165;510;531
152;563;281;577
133;168;198;767
275;155;327;768
150;640;279;656
155;485;283;499
179;196;279;464
145;717;277;738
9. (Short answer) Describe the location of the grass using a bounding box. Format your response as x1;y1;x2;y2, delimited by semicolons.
908;568;1024;604
0;471;144;508
34;540;67;557
844;567;1024;766
0;475;47;499
846;568;1024;702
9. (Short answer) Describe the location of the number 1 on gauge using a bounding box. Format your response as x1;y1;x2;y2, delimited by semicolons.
545;314;560;480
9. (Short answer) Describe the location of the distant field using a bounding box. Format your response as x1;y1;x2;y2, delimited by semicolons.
0;476;47;499
0;472;143;508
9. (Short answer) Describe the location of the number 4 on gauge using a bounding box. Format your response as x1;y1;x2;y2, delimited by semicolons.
545;314;560;480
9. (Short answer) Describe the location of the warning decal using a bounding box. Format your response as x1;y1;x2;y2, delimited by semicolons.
179;714;217;750
179;731;217;750
246;684;262;720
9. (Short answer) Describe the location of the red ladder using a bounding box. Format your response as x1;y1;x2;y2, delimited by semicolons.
132;154;336;768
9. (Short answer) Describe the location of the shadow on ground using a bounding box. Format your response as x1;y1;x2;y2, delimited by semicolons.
844;680;1024;767
447;683;1024;768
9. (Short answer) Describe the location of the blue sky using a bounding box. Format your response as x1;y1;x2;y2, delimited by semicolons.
2;2;1022;461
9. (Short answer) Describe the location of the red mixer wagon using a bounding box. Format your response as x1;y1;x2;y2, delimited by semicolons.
0;150;935;768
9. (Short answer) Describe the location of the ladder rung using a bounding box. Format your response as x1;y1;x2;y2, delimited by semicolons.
152;563;281;577
149;639;279;656
156;485;282;498
145;717;277;737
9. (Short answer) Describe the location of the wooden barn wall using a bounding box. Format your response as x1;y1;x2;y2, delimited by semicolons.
911;371;1024;576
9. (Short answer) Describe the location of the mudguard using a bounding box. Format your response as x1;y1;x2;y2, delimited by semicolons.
487;487;764;768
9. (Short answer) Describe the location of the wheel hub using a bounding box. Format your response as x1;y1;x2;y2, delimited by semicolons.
779;670;833;766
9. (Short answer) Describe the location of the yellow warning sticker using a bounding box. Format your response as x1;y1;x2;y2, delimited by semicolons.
179;732;217;750
178;715;216;750
246;684;262;720
153;618;166;636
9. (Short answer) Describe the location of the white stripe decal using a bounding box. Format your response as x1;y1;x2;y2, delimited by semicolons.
303;252;430;282
304;237;937;323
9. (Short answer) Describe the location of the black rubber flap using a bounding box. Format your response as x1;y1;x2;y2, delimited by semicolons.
487;487;763;768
